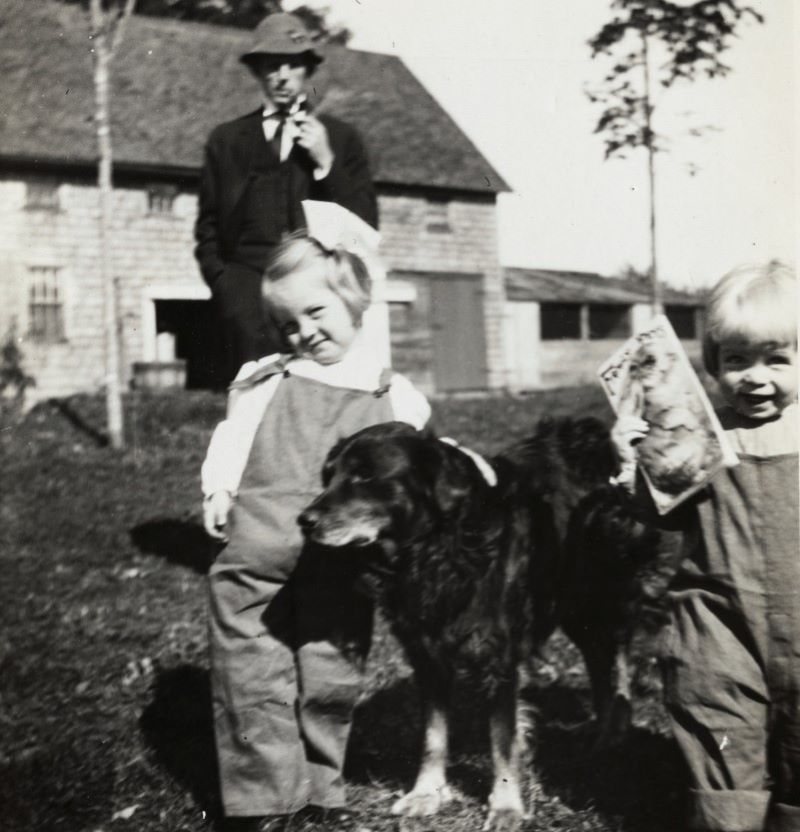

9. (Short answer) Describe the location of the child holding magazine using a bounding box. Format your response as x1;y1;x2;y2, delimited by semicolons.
612;262;798;832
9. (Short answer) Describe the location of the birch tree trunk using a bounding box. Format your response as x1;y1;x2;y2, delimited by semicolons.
640;29;662;317
89;0;136;450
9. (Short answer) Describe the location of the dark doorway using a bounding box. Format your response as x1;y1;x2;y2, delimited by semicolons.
155;300;227;389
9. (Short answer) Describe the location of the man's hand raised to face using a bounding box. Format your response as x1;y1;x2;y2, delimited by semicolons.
293;112;334;174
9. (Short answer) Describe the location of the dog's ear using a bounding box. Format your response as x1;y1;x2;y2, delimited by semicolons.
435;466;472;515
418;423;439;442
321;436;351;484
419;441;474;517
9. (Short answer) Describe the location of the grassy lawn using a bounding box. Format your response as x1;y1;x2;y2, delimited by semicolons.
0;387;686;832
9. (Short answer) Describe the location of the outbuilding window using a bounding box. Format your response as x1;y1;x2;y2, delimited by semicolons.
665;305;698;339
540;303;581;340
588;304;630;339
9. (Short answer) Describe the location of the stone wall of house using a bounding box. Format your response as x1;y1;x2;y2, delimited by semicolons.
0;173;505;402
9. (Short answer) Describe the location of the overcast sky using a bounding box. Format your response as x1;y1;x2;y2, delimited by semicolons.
287;0;796;289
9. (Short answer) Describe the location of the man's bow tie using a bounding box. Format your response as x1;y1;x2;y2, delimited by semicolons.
263;110;287;123
263;100;306;122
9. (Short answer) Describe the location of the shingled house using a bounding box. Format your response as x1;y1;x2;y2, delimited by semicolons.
0;1;509;402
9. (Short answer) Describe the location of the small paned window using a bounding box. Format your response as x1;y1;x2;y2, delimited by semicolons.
389;301;412;334
26;179;60;211
665;305;697;339
147;183;178;214
540;303;581;340
588;304;630;339
425;196;452;233
28;266;65;343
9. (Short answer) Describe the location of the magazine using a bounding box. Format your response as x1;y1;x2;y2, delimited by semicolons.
598;315;739;514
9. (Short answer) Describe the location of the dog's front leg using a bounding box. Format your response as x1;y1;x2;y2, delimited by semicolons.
485;679;526;832
597;642;633;747
391;681;454;817
583;638;633;749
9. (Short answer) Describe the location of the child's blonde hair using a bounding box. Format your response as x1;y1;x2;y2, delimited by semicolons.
702;260;797;376
263;232;372;324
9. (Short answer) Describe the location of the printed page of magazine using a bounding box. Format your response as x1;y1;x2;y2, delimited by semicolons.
598;315;739;515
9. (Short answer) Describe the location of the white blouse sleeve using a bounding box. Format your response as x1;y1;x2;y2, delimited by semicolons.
388;373;431;430
200;370;283;497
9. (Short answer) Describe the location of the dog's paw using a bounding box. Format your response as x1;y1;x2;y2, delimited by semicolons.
483;806;524;832
484;787;526;832
391;785;455;817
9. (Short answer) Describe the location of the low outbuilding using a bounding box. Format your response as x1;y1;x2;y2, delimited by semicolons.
504;267;704;390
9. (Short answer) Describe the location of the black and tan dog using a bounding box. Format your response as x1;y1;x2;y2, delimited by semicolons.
299;421;556;831
298;419;681;827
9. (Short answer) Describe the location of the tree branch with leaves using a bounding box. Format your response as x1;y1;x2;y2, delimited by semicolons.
587;0;763;311
60;0;351;40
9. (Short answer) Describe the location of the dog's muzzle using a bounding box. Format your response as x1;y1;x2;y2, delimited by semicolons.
297;505;321;535
297;503;381;547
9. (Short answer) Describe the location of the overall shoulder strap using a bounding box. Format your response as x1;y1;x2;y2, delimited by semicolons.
228;355;294;391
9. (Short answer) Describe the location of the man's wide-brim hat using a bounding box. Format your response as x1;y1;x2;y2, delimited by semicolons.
240;12;324;68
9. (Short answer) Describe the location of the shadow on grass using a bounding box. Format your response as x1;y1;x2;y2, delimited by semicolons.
136;665;683;832
138;667;438;828
137;663;503;809
0;736;116;832
130;518;219;574
140;665;223;828
50;396;109;447
528;682;686;832
348;675;501;804
350;675;685;830
347;676;420;788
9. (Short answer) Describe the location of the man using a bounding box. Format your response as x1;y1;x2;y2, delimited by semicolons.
195;12;378;381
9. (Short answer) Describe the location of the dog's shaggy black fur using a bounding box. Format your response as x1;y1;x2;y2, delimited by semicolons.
299;417;681;827
501;418;683;745
557;484;683;743
299;421;547;830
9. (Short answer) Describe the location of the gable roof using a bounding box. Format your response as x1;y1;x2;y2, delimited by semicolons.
0;0;509;194
505;267;703;306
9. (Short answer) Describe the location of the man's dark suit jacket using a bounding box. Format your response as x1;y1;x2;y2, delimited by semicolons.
194;108;378;291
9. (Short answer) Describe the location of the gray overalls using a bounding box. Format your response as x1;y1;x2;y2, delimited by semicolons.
208;364;394;817
662;451;799;831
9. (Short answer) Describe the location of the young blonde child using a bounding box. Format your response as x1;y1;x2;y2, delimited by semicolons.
613;261;799;832
202;234;430;831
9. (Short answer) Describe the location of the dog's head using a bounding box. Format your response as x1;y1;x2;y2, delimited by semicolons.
298;422;484;549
